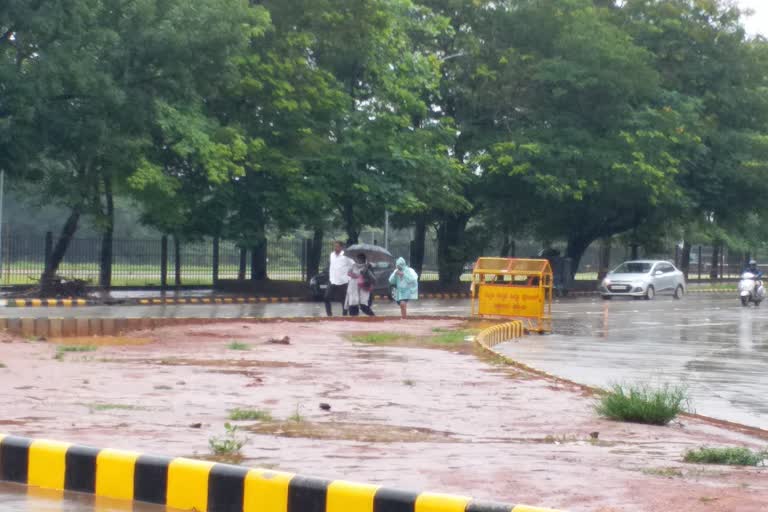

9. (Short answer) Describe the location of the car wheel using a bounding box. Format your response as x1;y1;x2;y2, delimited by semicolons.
644;286;655;300
601;295;612;301
673;285;684;300
755;300;761;308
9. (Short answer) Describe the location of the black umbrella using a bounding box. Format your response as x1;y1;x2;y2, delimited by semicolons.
345;243;393;257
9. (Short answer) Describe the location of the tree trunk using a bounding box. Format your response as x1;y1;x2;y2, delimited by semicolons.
680;240;692;278
710;243;721;279
40;208;81;295
174;235;181;287
500;228;515;257
630;243;639;260
437;214;469;284
238;247;247;280
566;235;594;279
411;218;427;276
99;176;114;289
342;202;360;245
307;228;323;278
597;238;611;280
250;233;268;281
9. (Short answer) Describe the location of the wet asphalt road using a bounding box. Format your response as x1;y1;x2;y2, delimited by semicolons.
498;293;768;429
0;482;169;511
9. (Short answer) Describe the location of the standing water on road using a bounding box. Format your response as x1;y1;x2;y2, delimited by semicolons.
0;482;171;511
497;294;768;429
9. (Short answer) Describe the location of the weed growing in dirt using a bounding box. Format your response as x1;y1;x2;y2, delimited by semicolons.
403;379;415;386
288;405;304;423
227;341;250;351
209;423;248;455
684;447;766;466
228;408;273;422
596;383;689;425
153;385;172;390
642;467;684;478
348;332;404;344
0;362;6;368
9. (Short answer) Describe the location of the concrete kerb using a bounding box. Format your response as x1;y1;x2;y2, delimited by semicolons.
0;434;564;512
1;293;474;308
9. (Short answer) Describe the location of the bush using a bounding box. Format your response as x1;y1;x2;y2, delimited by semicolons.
209;423;248;455
684;447;766;466
228;408;273;421
596;383;689;425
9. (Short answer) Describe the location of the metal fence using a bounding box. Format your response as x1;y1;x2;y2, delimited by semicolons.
0;231;755;288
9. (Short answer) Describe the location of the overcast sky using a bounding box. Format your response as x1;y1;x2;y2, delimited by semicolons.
737;0;767;36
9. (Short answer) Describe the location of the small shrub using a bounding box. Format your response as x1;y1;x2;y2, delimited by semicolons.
0;362;6;368
58;345;97;353
684;447;766;466
348;332;404;344
228;408;273;421
288;404;304;423
227;341;250;351
209;423;248;455
596;383;689;425
403;379;415;386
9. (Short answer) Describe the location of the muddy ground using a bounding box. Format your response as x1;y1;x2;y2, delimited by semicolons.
0;319;766;512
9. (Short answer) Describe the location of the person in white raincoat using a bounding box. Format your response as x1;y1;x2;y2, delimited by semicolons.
345;253;375;316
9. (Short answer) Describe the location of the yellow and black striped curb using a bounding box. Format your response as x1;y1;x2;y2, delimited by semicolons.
0;434;563;512
4;298;90;307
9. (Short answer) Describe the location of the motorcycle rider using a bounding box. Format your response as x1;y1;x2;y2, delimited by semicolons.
743;259;764;293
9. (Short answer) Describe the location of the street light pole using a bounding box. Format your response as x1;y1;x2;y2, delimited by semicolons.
384;210;389;250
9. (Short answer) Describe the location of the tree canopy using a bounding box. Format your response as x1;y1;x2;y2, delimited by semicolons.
4;0;768;283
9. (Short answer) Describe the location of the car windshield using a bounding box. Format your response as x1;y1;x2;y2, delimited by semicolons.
612;262;652;274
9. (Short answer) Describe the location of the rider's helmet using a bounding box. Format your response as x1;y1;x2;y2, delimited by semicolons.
749;259;758;271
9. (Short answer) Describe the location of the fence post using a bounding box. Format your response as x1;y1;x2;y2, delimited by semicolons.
238;247;247;280
44;231;53;275
212;237;220;286
160;235;168;290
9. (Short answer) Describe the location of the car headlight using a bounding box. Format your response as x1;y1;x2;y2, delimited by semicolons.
602;278;611;286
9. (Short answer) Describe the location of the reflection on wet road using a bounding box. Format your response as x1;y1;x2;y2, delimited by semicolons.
0;482;170;512
499;294;768;429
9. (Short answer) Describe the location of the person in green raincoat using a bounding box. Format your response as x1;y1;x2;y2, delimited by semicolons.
389;257;419;318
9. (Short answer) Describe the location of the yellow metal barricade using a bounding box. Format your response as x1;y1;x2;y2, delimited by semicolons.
470;258;553;333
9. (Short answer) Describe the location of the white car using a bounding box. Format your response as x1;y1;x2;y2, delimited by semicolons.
598;260;686;300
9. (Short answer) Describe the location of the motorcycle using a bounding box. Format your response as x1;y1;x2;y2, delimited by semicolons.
738;271;765;307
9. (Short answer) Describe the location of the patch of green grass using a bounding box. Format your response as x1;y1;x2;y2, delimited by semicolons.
430;329;476;345
209;423;248;455
227;341;250;351
596;383;689;426
683;447;766;466
348;332;405;344
53;351;65;361
228;408;273;422
642;467;684;478
89;403;146;411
